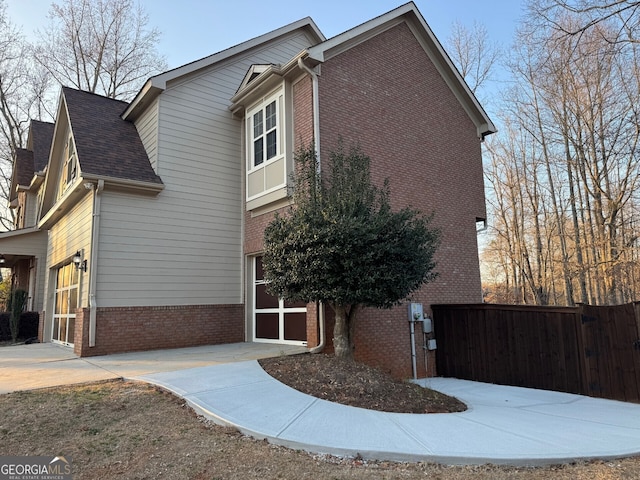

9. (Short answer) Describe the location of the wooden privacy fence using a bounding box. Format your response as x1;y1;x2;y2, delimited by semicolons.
432;302;640;403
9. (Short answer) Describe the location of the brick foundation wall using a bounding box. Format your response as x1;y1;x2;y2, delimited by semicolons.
318;305;436;379
73;304;244;357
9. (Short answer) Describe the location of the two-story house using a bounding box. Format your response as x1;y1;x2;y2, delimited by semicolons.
1;2;494;378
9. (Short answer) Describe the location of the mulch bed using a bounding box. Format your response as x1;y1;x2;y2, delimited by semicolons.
259;353;467;414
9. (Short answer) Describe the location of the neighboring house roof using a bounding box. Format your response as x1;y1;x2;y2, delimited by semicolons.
62;87;162;185
9;120;54;203
13;149;34;187
123;17;325;121
30;120;55;172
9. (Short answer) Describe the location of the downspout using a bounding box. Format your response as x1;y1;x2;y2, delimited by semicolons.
297;57;325;354
297;57;321;169
309;302;325;354
88;179;104;347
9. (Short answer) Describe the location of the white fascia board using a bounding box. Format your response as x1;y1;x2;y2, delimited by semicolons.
39;91;68;218
404;8;496;137
82;174;165;194
121;79;160;120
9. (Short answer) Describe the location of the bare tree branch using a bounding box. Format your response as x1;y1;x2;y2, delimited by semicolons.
531;0;640;43
32;0;167;100
446;20;502;97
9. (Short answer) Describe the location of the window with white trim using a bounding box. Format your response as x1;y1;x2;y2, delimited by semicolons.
252;100;278;167
249;94;281;169
245;87;288;208
58;135;77;200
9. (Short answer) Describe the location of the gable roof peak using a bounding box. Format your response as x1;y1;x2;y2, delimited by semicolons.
306;1;495;138
59;86;162;186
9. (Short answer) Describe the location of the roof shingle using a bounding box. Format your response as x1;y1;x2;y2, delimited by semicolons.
30;120;54;172
62;87;162;185
14;149;34;186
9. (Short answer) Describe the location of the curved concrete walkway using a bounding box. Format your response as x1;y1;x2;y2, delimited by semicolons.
2;343;640;466
139;360;640;466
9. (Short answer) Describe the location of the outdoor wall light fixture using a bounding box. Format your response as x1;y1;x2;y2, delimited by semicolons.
0;255;5;265
73;251;87;272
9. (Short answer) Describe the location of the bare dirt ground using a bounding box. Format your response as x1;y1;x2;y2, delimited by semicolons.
1;354;639;479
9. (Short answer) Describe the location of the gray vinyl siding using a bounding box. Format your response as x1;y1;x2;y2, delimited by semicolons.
43;192;93;312
97;190;241;306
24;192;39;228
135;99;159;172
94;30;315;307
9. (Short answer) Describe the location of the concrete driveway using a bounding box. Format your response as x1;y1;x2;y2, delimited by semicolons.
0;342;306;394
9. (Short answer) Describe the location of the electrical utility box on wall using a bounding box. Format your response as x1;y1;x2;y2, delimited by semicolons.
409;303;424;322
422;316;433;334
409;302;434;334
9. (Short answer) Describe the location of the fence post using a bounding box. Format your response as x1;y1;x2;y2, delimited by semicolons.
633;302;640;341
574;304;589;397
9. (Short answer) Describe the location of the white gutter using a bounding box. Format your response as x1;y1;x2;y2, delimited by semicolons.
309;302;325;354
297;57;325;354
88;179;104;347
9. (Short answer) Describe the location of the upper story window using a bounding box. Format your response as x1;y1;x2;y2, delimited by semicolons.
252;100;278;167
248;90;282;172
58;135;77;199
245;86;289;210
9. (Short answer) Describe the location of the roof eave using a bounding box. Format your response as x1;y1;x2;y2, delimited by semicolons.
307;4;413;63
0;225;41;239
121;79;164;121
14;172;46;197
82;174;165;194
38;174;164;230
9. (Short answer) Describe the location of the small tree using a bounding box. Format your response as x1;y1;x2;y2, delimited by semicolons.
263;144;440;360
8;288;27;343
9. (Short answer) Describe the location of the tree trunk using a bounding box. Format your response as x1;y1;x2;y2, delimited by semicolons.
332;304;353;360
332;304;359;360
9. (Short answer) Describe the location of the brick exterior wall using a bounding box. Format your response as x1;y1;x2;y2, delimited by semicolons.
73;304;244;357
311;22;486;378
244;23;486;379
